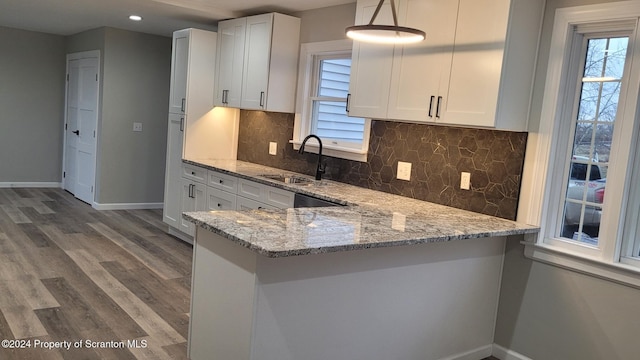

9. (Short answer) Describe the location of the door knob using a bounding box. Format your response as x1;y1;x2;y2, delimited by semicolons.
72;130;80;136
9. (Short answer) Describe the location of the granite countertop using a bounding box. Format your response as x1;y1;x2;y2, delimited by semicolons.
182;158;539;257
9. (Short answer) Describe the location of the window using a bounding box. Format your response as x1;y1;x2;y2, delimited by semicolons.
520;2;640;285
294;40;370;162
558;34;628;246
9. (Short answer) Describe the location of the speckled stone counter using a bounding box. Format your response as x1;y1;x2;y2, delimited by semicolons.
182;158;538;257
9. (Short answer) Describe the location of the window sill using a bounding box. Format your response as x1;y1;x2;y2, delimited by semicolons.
523;238;640;289
290;140;367;162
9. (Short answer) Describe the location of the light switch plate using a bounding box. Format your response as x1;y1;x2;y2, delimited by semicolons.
133;122;143;132
460;172;471;190
269;142;277;155
397;161;411;181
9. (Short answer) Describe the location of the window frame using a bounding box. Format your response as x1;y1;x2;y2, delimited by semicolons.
518;1;640;287
293;40;371;162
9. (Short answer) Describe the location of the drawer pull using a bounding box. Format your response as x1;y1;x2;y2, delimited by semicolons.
217;203;221;207
219;180;223;184
191;171;195;175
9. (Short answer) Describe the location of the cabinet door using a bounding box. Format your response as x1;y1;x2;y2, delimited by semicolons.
241;14;273;110
438;0;510;127
162;114;185;229
215;18;246;108
347;0;395;119
180;180;206;236
387;0;459;122
169;30;190;114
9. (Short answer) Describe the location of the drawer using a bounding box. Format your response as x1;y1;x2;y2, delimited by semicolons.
206;187;237;211
236;196;276;211
263;186;294;209
237;179;263;202
208;170;238;193
182;164;207;184
237;178;294;209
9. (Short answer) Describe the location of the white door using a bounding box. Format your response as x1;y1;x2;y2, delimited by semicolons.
64;52;99;205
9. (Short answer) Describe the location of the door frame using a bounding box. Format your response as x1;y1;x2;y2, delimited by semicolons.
62;50;101;207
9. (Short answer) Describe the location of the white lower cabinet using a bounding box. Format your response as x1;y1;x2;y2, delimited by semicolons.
207;170;294;211
180;178;206;236
206;187;237;211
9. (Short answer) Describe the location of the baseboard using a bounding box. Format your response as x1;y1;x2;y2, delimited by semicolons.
0;182;62;188
439;345;492;360
92;202;164;210
492;344;532;360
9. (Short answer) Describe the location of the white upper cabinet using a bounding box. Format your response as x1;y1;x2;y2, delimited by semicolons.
347;0;394;118
169;31;189;114
439;0;543;130
214;13;300;113
349;0;544;131
214;18;245;108
387;0;458;122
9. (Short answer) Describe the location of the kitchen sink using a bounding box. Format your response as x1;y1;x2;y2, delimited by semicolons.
259;174;315;186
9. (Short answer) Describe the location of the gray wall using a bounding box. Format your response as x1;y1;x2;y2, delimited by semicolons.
494;0;640;359
66;27;171;205
0;26;66;184
98;28;171;204
294;3;356;43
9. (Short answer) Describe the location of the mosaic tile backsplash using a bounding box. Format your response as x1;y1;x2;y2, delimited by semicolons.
236;110;527;220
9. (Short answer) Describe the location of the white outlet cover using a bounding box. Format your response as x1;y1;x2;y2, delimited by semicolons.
397;161;411;181
133;122;143;132
460;172;471;190
269;142;277;155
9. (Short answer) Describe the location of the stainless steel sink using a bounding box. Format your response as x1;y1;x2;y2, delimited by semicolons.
259;174;315;186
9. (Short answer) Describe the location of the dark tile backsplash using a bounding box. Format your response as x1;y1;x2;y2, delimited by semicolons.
237;110;527;220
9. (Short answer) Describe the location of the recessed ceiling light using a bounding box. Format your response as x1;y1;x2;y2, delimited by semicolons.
129;15;143;21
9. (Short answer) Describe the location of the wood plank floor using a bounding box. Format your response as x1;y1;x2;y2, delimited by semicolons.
0;188;192;360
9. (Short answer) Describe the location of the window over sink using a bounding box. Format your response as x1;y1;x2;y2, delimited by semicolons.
294;40;371;162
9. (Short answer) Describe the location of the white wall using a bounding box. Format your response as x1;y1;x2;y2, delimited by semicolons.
0;26;66;185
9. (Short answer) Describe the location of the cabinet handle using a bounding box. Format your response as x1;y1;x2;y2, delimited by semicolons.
179;117;184;132
346;93;351;113
72;130;80;136
217;203;222;207
219;180;223;184
222;90;228;104
436;96;443;119
181;98;186;112
191;171;195;175
258;207;263;210
188;184;194;198
259;91;265;107
428;96;435;118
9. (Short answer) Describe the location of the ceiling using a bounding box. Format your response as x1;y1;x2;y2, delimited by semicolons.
0;0;355;37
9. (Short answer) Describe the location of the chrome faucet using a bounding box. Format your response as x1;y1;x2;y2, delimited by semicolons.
298;134;325;180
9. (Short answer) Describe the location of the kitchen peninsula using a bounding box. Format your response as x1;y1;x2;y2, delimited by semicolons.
184;159;538;360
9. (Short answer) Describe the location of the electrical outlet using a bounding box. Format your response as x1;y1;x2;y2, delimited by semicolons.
269;142;277;155
460;172;471;190
133;122;143;132
397;161;412;181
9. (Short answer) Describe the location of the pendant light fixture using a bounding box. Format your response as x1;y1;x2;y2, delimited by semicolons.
345;0;425;45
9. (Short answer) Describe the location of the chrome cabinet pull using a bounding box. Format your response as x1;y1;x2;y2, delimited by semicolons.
259;91;265;107
436;96;443;119
180;117;184;132
72;130;80;136
428;95;435;118
181;98;186;112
